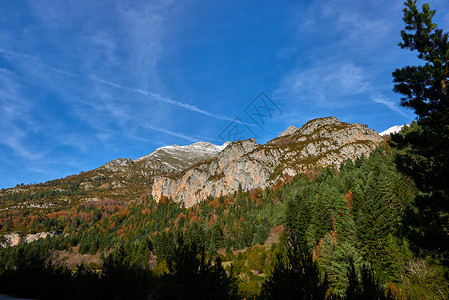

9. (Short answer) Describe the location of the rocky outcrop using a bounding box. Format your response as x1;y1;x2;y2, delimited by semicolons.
100;158;133;172
152;139;267;207
279;126;298;137
134;142;230;173
0;231;57;248
98;142;229;176
152;117;383;207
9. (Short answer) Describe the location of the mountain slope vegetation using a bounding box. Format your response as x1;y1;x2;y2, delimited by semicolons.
1;146;447;298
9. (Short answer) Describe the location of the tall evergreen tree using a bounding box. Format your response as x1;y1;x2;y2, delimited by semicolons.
319;236;362;295
156;236;239;300
345;259;390;300
356;194;393;268
391;0;449;261
286;194;311;245
260;232;329;299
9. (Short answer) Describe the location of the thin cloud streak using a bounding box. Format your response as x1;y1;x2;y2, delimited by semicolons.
0;47;243;125
0;48;32;59
92;77;239;123
2;134;47;161
274;61;370;107
0;47;79;78
371;94;413;119
141;123;204;143
94;126;166;147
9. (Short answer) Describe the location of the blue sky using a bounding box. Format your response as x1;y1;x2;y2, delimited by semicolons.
1;0;448;189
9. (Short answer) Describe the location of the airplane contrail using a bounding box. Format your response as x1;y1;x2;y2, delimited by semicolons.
0;47;250;125
141;123;202;143
92;77;240;123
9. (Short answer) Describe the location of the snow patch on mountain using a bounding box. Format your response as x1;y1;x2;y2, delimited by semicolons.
132;141;231;172
379;125;407;136
135;142;230;163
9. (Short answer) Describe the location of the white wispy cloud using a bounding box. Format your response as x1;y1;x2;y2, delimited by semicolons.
1;46;239;125
0;48;32;59
370;94;413;118
328;1;398;48
115;1;172;91
275;59;414;120
2;135;47;161
92;77;238;122
0;47;80;78
274;0;415;125
275;61;369;106
1;0;260;161
141;123;203;143
0;68;45;160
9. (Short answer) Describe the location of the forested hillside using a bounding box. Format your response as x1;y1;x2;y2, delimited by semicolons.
1;146;447;299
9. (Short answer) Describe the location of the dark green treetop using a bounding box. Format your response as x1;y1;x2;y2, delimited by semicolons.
391;0;449;260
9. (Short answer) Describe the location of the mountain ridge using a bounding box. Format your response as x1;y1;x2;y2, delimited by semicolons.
99;141;230;173
152;117;383;207
0;117;383;212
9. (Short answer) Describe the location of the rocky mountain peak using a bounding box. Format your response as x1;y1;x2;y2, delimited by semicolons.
135;141;229;172
152;117;383;207
296;116;340;136
218;138;258;157
278;126;298;137
98;141;230;177
134;141;228;163
100;158;133;172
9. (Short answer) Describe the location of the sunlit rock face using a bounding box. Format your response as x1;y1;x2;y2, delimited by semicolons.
152;117;383;207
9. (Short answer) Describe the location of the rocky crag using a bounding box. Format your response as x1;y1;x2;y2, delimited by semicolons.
100;142;229;175
0;142;229;212
152;117;383;207
77;142;230;193
0;231;57;248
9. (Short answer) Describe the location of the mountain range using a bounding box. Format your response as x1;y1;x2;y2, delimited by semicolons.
0;116;391;210
152;117;383;207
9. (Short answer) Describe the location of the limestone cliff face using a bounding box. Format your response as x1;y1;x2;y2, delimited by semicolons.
152;139;270;207
0;231;57;248
152;117;383;207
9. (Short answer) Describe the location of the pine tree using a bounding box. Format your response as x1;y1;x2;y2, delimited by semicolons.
391;0;449;261
260;232;329;299
155;231;177;262
156;236;239;300
319;237;362;295
356;193;392;268
382;234;413;282
184;222;205;252
318;189;362;294
310;195;333;244
345;259;390;300
286;194;311;245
